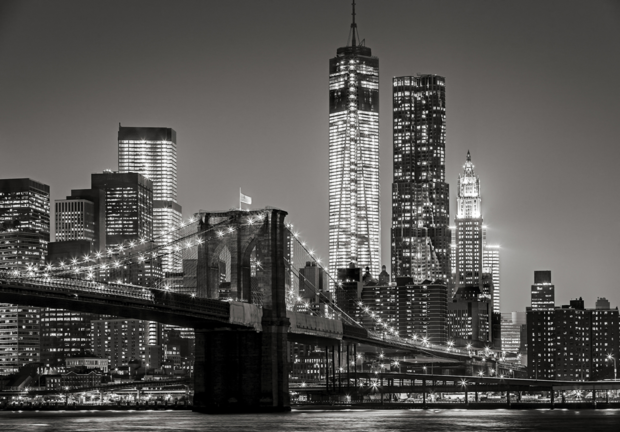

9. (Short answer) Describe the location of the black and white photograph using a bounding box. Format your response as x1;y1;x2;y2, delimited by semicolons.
0;0;619;430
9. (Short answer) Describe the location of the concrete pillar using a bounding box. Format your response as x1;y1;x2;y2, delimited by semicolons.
593;387;597;408
550;390;554;409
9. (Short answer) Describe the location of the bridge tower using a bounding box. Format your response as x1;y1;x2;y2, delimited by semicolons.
193;208;291;413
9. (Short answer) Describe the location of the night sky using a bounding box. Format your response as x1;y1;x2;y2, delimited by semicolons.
1;1;619;312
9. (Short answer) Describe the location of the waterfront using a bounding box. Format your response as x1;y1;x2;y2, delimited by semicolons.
0;409;618;431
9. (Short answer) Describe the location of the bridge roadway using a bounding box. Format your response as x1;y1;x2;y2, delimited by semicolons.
0;275;492;362
9;378;192;397
293;371;620;394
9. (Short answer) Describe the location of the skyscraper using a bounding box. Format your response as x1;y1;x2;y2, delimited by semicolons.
454;151;483;288
0;178;50;374
329;4;380;277
91;171;153;248
391;75;450;283
54;199;96;245
118;126;182;274
483;243;500;313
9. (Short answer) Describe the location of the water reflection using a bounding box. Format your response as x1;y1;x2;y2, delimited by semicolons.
0;409;618;431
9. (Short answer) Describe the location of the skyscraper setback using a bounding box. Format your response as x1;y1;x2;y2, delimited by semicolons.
391;75;450;283
328;5;380;277
118;126;182;274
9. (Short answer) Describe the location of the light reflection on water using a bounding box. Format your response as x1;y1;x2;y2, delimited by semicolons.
0;409;618;431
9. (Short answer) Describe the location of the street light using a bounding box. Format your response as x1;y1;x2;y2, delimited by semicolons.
607;354;617;381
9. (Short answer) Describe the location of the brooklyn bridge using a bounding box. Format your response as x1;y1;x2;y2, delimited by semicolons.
1;208;614;413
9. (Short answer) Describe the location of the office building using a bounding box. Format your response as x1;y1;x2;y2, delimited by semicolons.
448;285;492;347
391;74;449;283
53;188;105;253
118;126;182;275
454;151;483;288
531;270;555;310
360;277;448;344
329;5;380;277
43;189;106;366
40;309;99;366
0;179;49;374
54;199;95;245
483;244;501;314
500;312;526;355
91;319;149;369
91;171;153;248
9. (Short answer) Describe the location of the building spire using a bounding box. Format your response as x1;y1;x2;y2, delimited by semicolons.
351;0;357;47
346;0;362;47
466;150;471;162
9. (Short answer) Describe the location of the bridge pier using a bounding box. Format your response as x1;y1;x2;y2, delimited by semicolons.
193;312;290;413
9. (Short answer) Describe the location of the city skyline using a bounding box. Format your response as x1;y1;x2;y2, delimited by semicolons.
1;0;619;312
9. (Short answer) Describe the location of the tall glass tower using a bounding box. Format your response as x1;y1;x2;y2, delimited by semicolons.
329;3;380;277
118;126;182;275
391;75;450;283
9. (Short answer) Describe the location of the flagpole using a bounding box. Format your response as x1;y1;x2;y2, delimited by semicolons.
239;187;242;210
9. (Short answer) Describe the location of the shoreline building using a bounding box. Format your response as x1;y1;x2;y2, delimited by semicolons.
391;74;449;283
527;297;619;381
329;4;380;277
0;178;50;374
118;126;182;276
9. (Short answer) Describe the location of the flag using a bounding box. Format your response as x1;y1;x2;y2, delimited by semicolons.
240;191;252;205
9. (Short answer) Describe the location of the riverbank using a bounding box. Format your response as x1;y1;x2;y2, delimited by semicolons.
294;402;620;410
1;404;192;411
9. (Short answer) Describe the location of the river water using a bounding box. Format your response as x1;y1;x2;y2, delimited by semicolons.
0;408;618;431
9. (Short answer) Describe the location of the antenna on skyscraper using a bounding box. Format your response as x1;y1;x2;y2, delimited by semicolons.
348;0;362;47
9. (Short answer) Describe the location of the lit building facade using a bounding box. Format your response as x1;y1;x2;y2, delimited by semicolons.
118;126;182;275
329;9;380;277
91;171;153;248
54;199;95;245
360;278;448;344
91;318;148;369
454;151;483;288
531;270;555;310
448;285;492;347
391;74;449;283
483;244;500;313
500;311;526;355
527;302;619;381
0;179;50;270
40;309;99;366
0;178;49;374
